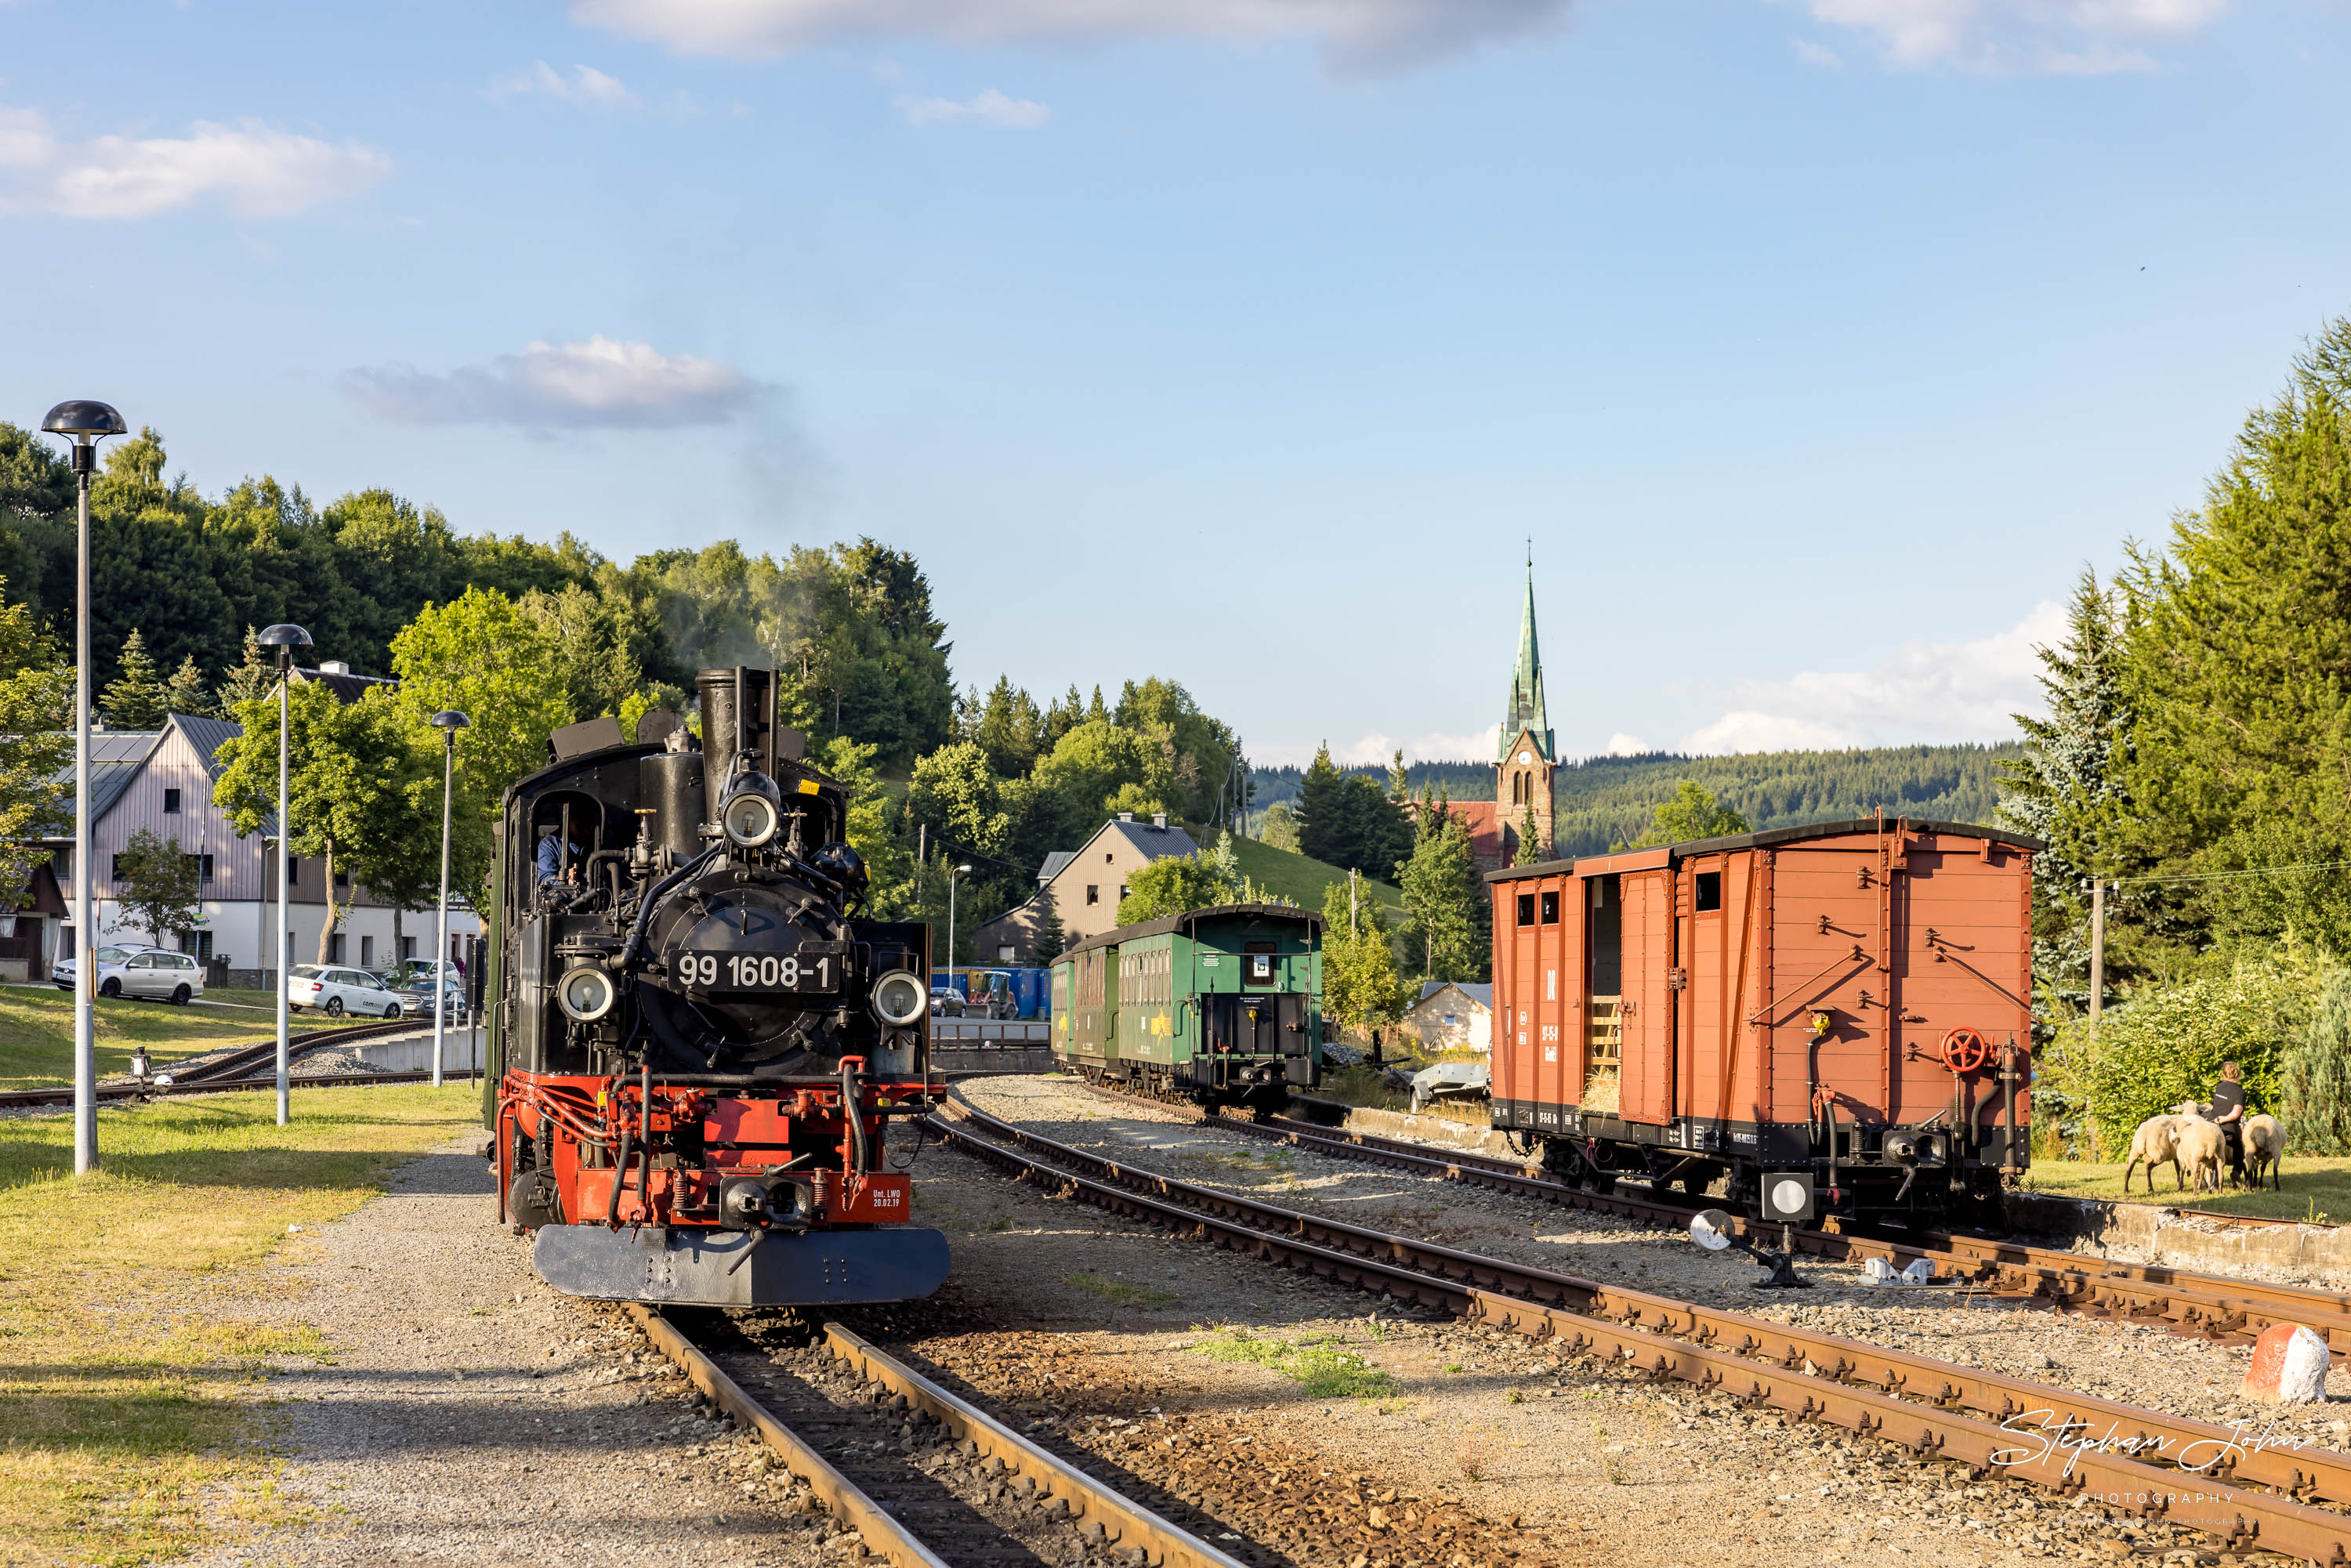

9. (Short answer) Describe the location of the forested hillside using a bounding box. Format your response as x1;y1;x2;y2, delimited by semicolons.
1252;742;2020;856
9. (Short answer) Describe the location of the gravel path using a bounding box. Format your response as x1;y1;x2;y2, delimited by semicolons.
956;1075;2351;1460
184;1136;826;1568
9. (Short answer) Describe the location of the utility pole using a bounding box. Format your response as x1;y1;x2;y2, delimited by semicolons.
1349;868;1358;936
2087;878;2107;1037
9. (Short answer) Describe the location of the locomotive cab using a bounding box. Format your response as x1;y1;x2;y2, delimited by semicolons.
487;666;948;1307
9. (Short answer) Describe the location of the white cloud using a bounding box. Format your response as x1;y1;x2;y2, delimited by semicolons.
1791;38;1844;66
0;107;388;219
1675;601;2062;755
342;336;763;430
1604;733;1653;757
490;61;643;107
898;88;1052;128
1795;0;2230;74
1262;724;1498;770
571;0;1577;71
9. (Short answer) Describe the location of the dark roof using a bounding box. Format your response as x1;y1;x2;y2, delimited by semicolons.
1416;980;1493;1010
174;713;241;777
1037;850;1077;884
292;667;396;704
1061;901;1324;961
41;730;162;837
1485;817;2047;883
1100;816;1199;860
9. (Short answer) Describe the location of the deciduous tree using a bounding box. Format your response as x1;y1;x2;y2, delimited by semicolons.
110;828;204;948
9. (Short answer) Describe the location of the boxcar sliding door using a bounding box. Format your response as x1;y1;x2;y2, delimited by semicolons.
1616;869;1675;1124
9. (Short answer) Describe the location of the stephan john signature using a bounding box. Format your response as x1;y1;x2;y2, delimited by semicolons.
1992;1410;2316;1477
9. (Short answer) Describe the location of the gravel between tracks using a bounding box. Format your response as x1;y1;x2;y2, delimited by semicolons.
956;1075;2351;1478
174;1081;2328;1568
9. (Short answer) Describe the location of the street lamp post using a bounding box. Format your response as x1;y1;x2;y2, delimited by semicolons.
429;710;469;1087
257;624;312;1126
947;861;973;981
40;400;126;1178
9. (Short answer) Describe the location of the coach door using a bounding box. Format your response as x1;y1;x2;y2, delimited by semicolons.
1615;869;1675;1124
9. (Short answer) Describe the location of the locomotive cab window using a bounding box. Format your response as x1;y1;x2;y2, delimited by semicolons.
1516;893;1536;926
1694;870;1722;911
1244;941;1276;985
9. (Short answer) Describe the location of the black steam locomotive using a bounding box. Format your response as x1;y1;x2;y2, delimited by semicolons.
484;666;948;1308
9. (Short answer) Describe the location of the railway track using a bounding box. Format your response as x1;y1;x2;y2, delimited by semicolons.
1073;1075;2351;1359
629;1305;1256;1568
0;1018;452;1109
930;1092;2351;1563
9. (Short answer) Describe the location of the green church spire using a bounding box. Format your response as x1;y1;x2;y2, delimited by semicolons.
1500;551;1552;762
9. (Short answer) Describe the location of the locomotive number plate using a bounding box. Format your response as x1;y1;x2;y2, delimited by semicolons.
676;951;843;994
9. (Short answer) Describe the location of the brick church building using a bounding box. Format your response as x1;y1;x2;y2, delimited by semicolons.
1446;561;1557;870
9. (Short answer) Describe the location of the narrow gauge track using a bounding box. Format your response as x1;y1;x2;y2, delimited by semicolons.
0;1018;446;1109
1078;1077;2351;1359
629;1306;1254;1568
930;1095;2351;1564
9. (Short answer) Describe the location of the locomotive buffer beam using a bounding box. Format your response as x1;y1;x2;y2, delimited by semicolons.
534;1222;950;1308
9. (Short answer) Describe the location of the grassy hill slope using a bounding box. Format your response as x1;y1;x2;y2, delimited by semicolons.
1228;835;1402;914
1252;741;2020;858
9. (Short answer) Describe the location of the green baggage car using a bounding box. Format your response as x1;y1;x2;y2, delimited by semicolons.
1050;903;1324;1112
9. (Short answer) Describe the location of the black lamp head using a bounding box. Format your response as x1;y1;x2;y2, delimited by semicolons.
42;400;127;475
256;623;313;673
41;400;128;440
430;709;471;732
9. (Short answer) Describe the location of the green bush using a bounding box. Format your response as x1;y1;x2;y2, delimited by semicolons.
2078;954;2323;1151
2283;966;2351;1155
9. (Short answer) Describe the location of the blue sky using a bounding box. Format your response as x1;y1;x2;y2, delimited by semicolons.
3;1;2345;766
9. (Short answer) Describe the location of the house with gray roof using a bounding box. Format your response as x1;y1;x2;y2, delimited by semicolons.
1399;980;1494;1054
969;811;1201;965
12;708;479;987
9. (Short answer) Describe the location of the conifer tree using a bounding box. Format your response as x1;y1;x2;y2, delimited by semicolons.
1033;904;1067;965
162;654;212;719
1400;810;1490;981
1295;743;1345;865
100;628;168;729
1997;568;2129;1005
1514;803;1544;866
216;625;277;712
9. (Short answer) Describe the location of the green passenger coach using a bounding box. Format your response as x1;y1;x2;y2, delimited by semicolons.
1049;903;1324;1111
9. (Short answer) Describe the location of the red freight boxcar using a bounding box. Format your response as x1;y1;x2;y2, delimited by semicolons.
1486;816;2039;1226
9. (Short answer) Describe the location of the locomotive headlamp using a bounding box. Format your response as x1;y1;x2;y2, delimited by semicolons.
719;773;783;848
872;969;928;1027
556;965;618;1023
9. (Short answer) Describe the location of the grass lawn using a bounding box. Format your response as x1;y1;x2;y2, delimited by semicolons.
0;1082;484;1565
2022;1154;2351;1225
1228;836;1403;914
0;987;347;1092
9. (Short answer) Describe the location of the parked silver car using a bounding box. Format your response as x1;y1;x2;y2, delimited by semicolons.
53;945;202;1003
288;965;405;1019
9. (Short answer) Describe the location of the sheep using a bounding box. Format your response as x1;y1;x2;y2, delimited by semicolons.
2123;1114;2189;1194
2174;1115;2227;1193
2243;1113;2286;1190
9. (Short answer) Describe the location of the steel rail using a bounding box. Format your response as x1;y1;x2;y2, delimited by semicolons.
629;1305;1252;1568
627;1305;949;1568
929;1099;2351;1560
0;1019;428;1109
822;1321;1254;1568
1080;1081;2351;1356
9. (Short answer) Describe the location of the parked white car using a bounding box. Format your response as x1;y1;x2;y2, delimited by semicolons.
288;965;406;1019
53;945;201;1002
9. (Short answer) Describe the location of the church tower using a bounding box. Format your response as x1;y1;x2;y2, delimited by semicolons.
1496;556;1557;862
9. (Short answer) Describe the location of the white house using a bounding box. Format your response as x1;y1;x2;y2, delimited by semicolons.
21;706;480;987
1398;980;1493;1054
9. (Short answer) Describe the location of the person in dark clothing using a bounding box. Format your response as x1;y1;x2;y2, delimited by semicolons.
2210;1060;2248;1186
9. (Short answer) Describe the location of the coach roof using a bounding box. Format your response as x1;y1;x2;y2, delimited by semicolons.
1059;901;1324;961
1484;817;2048;884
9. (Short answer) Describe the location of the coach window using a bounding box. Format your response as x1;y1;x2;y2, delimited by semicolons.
1694;871;1722;912
1245;940;1276;986
1516;893;1535;926
1540;890;1559;925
